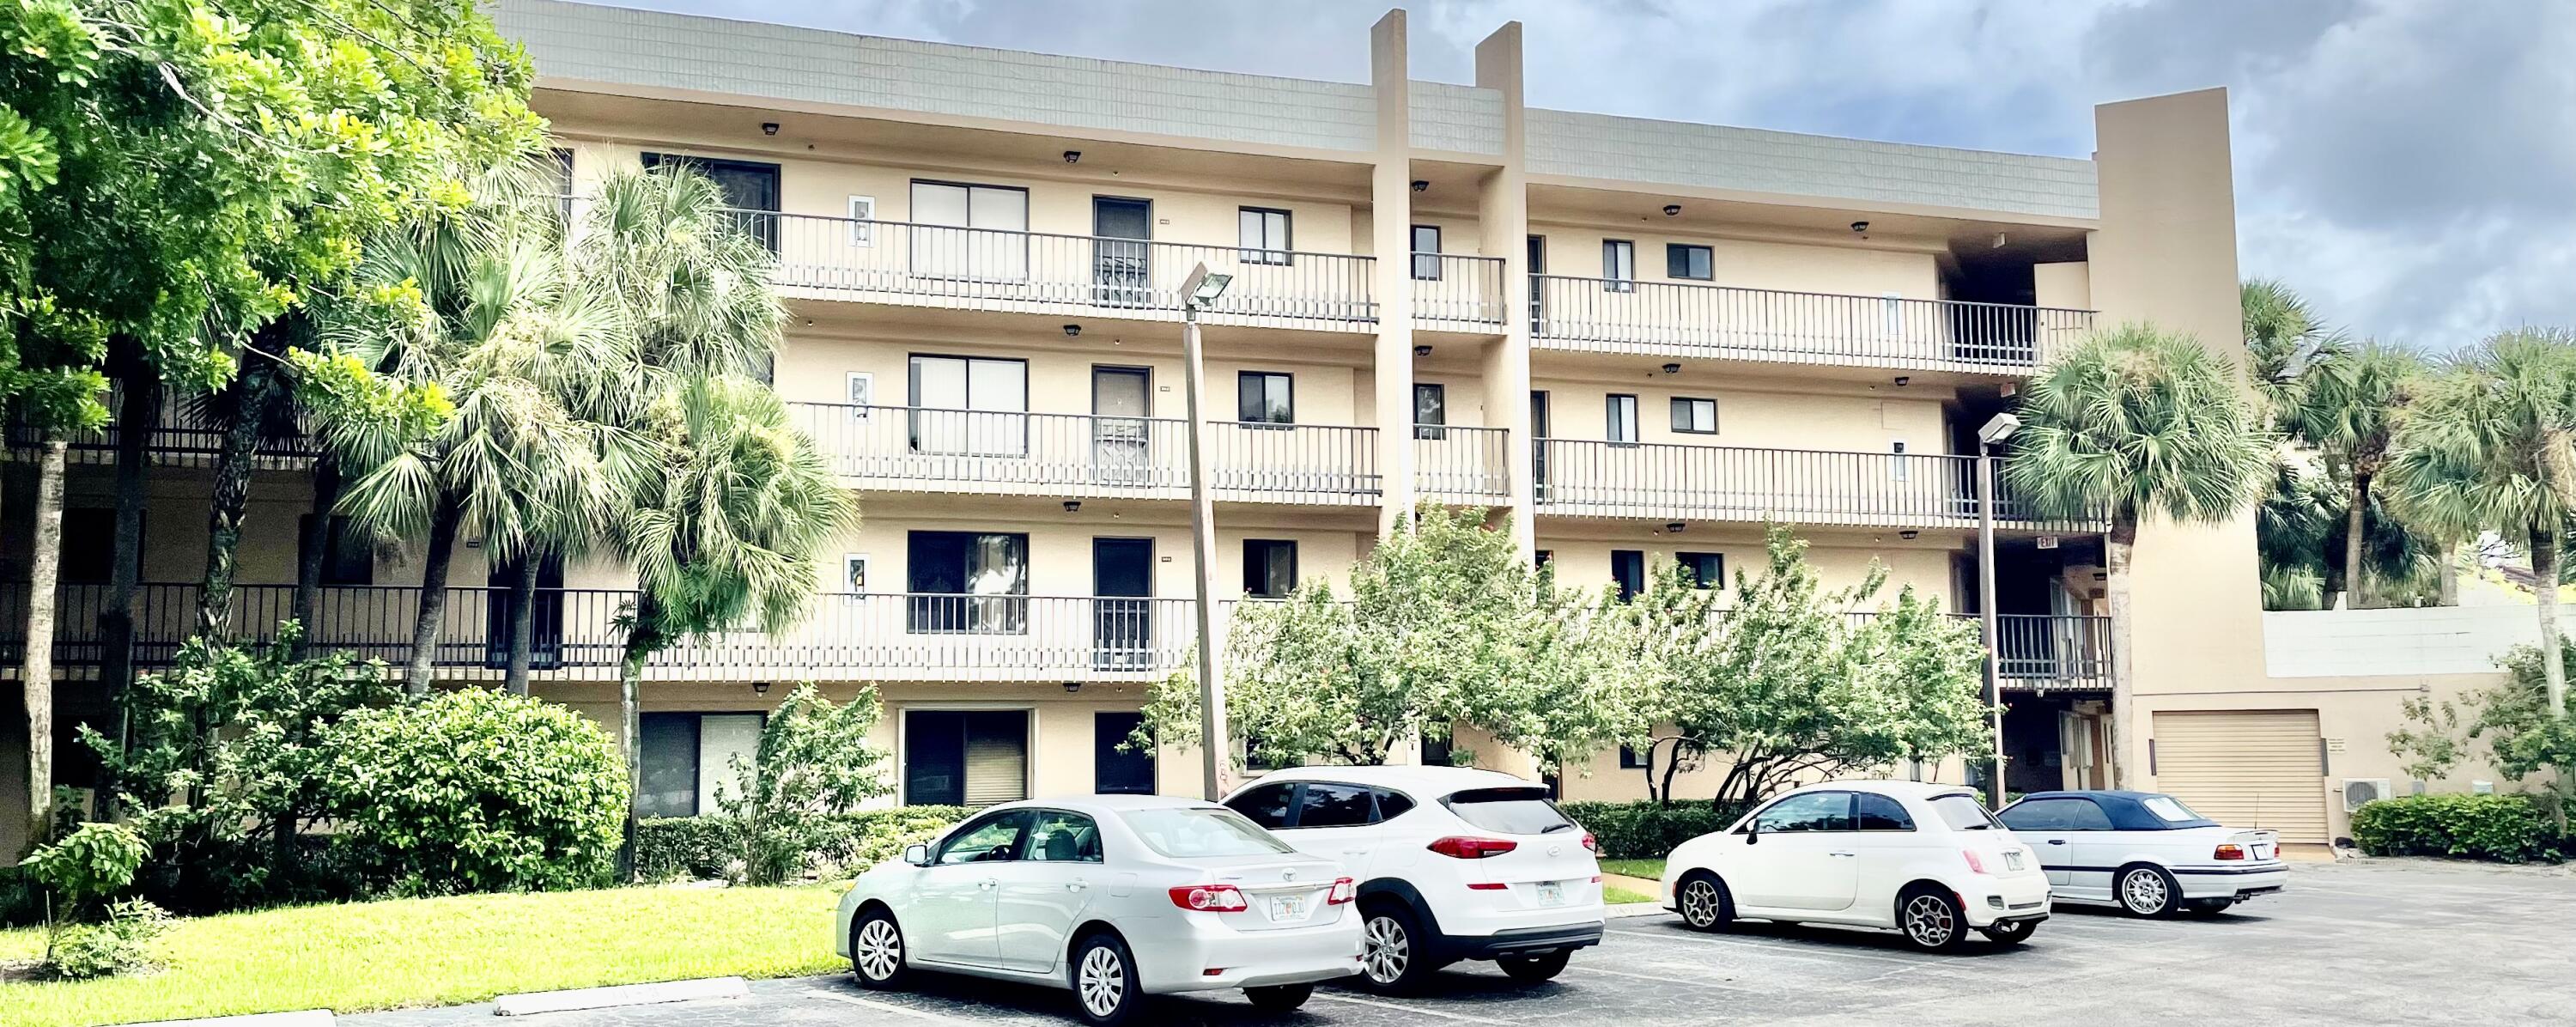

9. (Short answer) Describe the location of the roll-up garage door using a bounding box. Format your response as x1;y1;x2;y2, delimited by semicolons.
2151;710;2329;842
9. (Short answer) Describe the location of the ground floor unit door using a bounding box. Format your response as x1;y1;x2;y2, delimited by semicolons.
2150;709;2330;843
905;709;1030;807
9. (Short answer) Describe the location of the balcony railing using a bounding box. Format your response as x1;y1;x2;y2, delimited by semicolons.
787;403;1380;504
1534;438;2093;529
7;383;319;468
1414;424;1510;501
1411;254;1507;327
1529;276;2093;369
754;210;1378;331
1991;613;2111;690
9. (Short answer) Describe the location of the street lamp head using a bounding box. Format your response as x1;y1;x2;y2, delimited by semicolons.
1181;263;1234;308
1978;412;2022;446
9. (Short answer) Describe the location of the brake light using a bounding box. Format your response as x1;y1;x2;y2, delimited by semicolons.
1580;831;1598;853
1169;884;1249;912
1327;877;1356;905
1429;836;1519;859
2213;843;2246;860
1960;848;1990;875
1465;882;1507;890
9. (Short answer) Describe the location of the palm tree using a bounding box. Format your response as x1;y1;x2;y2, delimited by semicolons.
2241;278;2346;426
2007;325;2273;786
2294;343;2423;607
2385;330;2576;717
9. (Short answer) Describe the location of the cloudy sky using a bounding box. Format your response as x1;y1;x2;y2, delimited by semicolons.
605;0;2573;351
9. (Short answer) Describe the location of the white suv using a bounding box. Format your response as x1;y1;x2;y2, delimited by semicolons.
1223;766;1605;993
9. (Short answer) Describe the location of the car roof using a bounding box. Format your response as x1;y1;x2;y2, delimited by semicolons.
1248;764;1540;793
1005;793;1226;814
1782;780;1979;799
2015;789;2165;802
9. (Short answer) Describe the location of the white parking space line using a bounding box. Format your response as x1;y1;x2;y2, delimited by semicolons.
1310;992;1510;1024
1569;963;1757;992
1604;927;1960;969
803;988;981;1024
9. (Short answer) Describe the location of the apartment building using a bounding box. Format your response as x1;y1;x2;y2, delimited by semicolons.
14;0;2422;855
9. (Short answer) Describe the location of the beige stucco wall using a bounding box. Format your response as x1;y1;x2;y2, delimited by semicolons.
1527;220;1946;301
776;330;1370;428
1532;372;1953;453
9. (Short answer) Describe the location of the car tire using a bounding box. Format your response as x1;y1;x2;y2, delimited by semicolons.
1896;886;1969;953
1244;983;1314;1012
1070;932;1145;1026
1356;901;1437;994
848;908;909;989
2115;864;2183;918
1674;872;1735;932
1978;918;2038;946
2183;898;2233;917
1498;951;1571;983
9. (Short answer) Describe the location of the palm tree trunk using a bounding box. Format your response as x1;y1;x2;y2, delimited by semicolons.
615;593;665;880
2343;472;2371;609
2105;514;2139;789
291;459;342;659
20;437;65;851
2533;525;2567;718
95;364;157;823
198;356;281;642
404;495;465;696
504;555;539;696
2438;538;2460;607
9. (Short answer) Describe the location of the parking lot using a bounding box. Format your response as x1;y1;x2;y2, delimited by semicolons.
351;859;2576;1027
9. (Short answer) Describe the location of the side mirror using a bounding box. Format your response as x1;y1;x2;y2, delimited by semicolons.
903;844;932;866
1741;822;1760;845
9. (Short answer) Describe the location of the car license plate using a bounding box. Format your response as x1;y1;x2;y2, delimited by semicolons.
1536;882;1564;907
2002;851;2025;872
1270;896;1305;920
2255;844;2274;860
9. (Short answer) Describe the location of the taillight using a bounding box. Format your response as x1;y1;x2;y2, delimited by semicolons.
1169;884;1249;912
1428;836;1519;859
1580;831;1598;853
1465;882;1507;890
1960;848;1990;875
2213;844;2246;860
1327;877;1356;905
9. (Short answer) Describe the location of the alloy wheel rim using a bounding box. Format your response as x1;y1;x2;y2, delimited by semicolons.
2123;870;2167;912
1364;915;1410;982
1681;880;1719;926
1078;946;1125;1017
1904;895;1953;947
854;920;901;980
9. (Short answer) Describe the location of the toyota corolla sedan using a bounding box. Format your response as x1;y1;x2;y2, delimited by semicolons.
1997;790;2288;916
1660;781;2050;951
834;794;1362;1024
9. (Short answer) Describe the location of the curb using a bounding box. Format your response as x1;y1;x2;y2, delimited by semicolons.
493;976;750;1017
1607;901;1667;920
129;1013;335;1027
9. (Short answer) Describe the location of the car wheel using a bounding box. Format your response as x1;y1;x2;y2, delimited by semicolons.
1071;933;1145;1025
1978;917;2038;946
848;908;909;989
1498;950;1571;982
1357;902;1434;994
1674;872;1734;932
2183;898;2233;917
1244;983;1314;1012
2116;865;2182;918
1897;886;1968;952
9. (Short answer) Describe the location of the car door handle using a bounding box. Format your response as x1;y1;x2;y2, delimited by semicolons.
2044;839;2067;845
1066;880;1088;892
1827;851;1856;858
978;878;998;890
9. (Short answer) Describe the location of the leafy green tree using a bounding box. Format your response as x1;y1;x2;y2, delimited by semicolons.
2295;342;2425;607
1455;574;1656;781
714;684;894;885
2386;644;2574;830
2007;325;2272;786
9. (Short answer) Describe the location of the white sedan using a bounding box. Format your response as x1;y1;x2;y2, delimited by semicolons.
1661;781;2050;951
1996;790;2288;916
834;795;1363;1024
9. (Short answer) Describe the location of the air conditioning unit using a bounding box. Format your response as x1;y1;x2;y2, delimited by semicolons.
2342;778;2393;813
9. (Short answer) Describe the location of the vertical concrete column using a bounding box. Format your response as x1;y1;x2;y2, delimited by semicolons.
1369;10;1418;535
1474;22;1534;560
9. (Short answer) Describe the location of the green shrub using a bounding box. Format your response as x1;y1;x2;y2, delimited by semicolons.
47;899;169;980
322;689;629;895
1558;799;1750;860
2350;793;2567;863
714;684;896;884
635;805;970;882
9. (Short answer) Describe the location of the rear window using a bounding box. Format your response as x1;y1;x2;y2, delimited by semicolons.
1121;807;1297;859
2142;795;2203;823
1442;787;1576;836
1928;793;2001;831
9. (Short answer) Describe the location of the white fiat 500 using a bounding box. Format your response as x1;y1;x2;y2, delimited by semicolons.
1996;790;2288;917
1661;781;2050;951
834;795;1362;1025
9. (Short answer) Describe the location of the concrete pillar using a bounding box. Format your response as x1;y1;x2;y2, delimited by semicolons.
1475;22;1536;561
1369;10;1418;534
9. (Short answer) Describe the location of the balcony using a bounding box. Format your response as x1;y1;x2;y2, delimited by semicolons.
1413;424;1510;501
1991;613;2111;690
761;211;1378;331
1529;276;2094;372
7;385;319;469
787;404;1382;505
1534;439;2098;530
1410;254;1508;330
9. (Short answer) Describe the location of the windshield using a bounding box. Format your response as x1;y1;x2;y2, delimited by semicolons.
2141;795;2203;823
1121;807;1297;859
1929;793;2000;831
1443;787;1577;835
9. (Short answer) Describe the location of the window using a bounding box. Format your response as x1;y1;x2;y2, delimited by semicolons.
635;711;765;817
1679;551;1723;590
1619;745;1648;769
1411;225;1443;280
1611;550;1646;601
1123;807;1297;859
1671;397;1717;434
1420;732;1453;768
1093;711;1155;794
2002;798;2114;831
1243;539;1298;599
1414;382;1447;441
908;355;1027;456
906;532;1029;633
1239;207;1292;265
935;810;1031;864
1601;240;1636;292
1225;782;1298;830
1605;393;1641;444
300;514;373;586
2142;795;2206;823
1890;440;1910;482
1443;787;1576;835
1929;793;2002;831
642;153;780;251
1293;783;1377;828
1856;793;1917;831
1373;788;1417;820
1751;791;1854;833
909;180;1029;280
1238;371;1293;424
60;507;133;585
847;194;875;246
1666;243;1713;281
905;709;1030;806
550;147;575;221
1024;810;1103;863
1534;550;1553;568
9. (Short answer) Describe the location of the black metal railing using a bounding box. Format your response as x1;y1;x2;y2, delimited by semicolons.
787;403;1381;504
5;382;321;467
1990;612;2113;690
1529;275;2094;368
1412;254;1506;325
1532;438;2096;528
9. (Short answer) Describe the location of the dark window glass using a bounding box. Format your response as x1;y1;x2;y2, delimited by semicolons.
1243;539;1297;599
58;507;122;585
641;153;781;251
1373;788;1416;820
1680;552;1723;590
935;810;1030;864
1671;397;1718;434
1753;792;1854;833
906;532;1029;633
635;713;700;817
1237;372;1293;423
300;514;374;586
1411;225;1443;280
1093;712;1154;794
1443;787;1576;835
2000;797;2112;831
1414;382;1447;440
1227;782;1297;830
1607;394;1639;442
1619;745;1647;769
1025;810;1103;863
1856;793;1916;831
1420;732;1453;768
1294;782;1377;828
1601;240;1635;292
1666;243;1713;280
1612;550;1646;601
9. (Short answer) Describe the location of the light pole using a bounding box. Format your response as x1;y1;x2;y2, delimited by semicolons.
1975;412;2020;808
1180;263;1235;800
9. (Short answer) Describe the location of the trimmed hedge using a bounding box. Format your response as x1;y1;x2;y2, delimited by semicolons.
2350;793;2567;864
1559;799;1751;860
636;805;971;882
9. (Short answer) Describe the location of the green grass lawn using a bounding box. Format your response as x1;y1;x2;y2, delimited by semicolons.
1602;885;1655;905
1599;858;1667;882
0;884;847;1027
